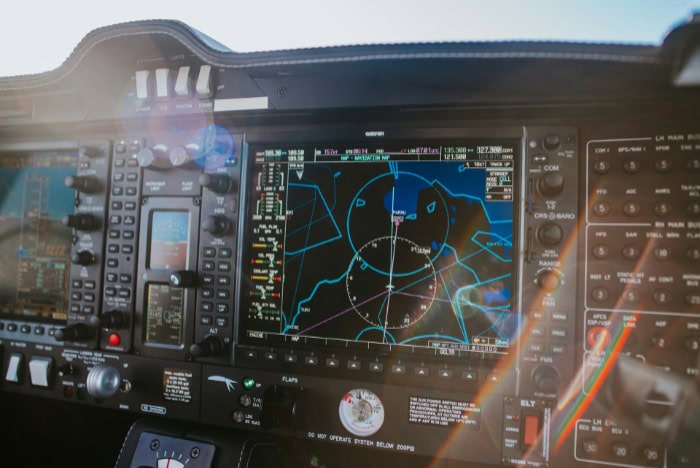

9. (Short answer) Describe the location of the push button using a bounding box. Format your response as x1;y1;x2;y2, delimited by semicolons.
28;356;54;388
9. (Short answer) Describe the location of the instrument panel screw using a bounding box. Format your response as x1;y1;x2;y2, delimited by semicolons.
150;439;160;450
277;87;287;97
190;447;200;458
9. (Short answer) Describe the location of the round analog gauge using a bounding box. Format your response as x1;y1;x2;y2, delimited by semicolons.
346;236;436;330
338;388;385;437
157;458;185;468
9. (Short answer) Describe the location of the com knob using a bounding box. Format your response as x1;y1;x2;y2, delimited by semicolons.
543;133;561;151
62;214;97;231
532;365;559;394
202;215;230;237
199;173;233;194
54;323;92;342
189;336;223;358
71;250;96;266
169;270;197;288
137;145;170;169
86;364;122;399
537;172;564;197
65;175;99;194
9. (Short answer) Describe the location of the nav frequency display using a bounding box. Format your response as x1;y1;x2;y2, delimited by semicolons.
242;140;518;356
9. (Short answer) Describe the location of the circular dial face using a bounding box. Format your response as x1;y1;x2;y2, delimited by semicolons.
346;236;436;331
339;389;385;437
157;458;184;468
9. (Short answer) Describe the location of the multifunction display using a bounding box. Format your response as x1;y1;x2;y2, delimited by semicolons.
0;151;77;323
242;140;517;356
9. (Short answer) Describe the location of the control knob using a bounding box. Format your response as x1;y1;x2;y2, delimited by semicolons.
137;145;170;169
537;172;564;197
189;336;223;358
54;323;92;342
202;215;230;237
62;214;97;231
169;144;201;167
536;269;561;292
199;173;233;194
65;175;99;194
532;365;559;394
169;270;197;288
536;223;564;246
86;364;122;399
89;311;125;329
543;133;561;150
71;250;96;266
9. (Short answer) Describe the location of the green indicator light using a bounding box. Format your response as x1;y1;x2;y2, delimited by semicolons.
243;377;255;390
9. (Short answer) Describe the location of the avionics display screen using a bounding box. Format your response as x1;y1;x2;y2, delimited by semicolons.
149;210;190;270
242;140;517;356
145;283;185;346
0;151;77;323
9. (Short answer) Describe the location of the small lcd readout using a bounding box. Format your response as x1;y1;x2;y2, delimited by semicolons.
145;283;185;346
149;210;190;270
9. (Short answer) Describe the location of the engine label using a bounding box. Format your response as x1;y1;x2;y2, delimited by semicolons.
408;396;481;429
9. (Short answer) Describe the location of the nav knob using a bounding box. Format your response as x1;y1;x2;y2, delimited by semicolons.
62;214;97;231
190;336;223;358
169;145;200;167
537;172;564;197
169;270;197;288
65;175;99;194
137;145;170;169
202;215;230;237
54;323;92;342
72;250;96;266
86;364;122;399
199;173;232;194
532;365;559;394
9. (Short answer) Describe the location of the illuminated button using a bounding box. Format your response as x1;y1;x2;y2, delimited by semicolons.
70;305;81;313
108;245;119;254
113;173;124;182
218;262;231;272
111;201;123;210
264;352;277;361
83;293;95;302
284;354;298;364
550;344;566;355
326;358;340;368
592;201;611;217
531;327;544;337
243;377;255;390
219;248;232;258
109;230;120;239
243;350;258;359
216;289;230;300
123;230;135;240
391;364;406;375
126;158;139;168
126;173;138;182
551;312;568;322
71;292;82;301
623;160;641;174
108;334;121;346
7;323;17;332
107;259;119;268
105;287;116;297
369;362;384;373
106;273;117;282
623;201;641;217
114;158;125;167
591;286;609;302
593;159;611;174
462;370;478;381
347;360;361;370
112;187;123;196
437;369;452;378
216;303;229;314
122;245;134;254
200;316;213;325
72;279;83;288
203;247;216;257
486;373;500;383
203;261;215;271
305;356;319;366
20;325;30;334
201;302;213;312
125;202;136;210
119;274;132;283
34;326;45;335
202;288;214;299
527;343;543;353
82;305;94;314
550;328;567;339
124;216;135;225
117;289;131;299
414;366;429;377
126;187;137;196
84;280;95;289
522;413;541;447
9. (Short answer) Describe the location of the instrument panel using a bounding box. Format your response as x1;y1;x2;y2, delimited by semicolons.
0;18;699;468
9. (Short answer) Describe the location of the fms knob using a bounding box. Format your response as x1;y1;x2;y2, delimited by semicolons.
169;270;197;288
65;175;99;194
62;214;97;231
54;324;92;342
71;250;96;266
86;364;121;399
537;172;564;197
137;145;170;169
189;336;223;358
532;365;559;394
199;173;232;194
202;215;230;237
